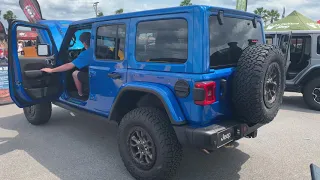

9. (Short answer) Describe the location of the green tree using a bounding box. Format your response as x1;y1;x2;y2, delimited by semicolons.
268;9;280;23
97;12;104;17
253;7;269;24
3;10;17;24
180;0;192;6
115;8;124;14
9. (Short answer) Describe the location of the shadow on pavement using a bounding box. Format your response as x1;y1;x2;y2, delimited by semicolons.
281;95;320;114
176;143;249;180
0;107;250;180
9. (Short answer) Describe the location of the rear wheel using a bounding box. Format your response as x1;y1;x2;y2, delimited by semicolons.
118;107;182;180
303;77;320;111
23;102;52;125
233;44;286;124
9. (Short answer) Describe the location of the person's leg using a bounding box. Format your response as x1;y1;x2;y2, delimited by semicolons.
72;70;83;96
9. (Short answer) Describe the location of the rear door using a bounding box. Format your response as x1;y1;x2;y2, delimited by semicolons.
8;20;63;107
89;19;129;113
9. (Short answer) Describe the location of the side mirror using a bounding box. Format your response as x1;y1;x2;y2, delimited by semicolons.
37;44;50;56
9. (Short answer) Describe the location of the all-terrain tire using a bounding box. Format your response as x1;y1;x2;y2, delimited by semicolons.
232;44;286;124
118;107;182;180
23;102;52;125
303;77;320;111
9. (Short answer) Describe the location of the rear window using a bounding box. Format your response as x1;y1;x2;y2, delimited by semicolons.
209;16;263;68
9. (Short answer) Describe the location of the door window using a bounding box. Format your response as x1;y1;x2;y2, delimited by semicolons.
266;35;274;45
16;26;52;59
95;24;126;60
135;19;188;63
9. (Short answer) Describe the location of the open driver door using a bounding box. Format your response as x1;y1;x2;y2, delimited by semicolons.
8;20;63;108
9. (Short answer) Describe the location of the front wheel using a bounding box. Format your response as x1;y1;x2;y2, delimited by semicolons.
23;102;52;125
118;107;182;180
303;77;320;111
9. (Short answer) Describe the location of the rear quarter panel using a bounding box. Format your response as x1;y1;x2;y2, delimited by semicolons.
127;69;234;126
126;6;240;126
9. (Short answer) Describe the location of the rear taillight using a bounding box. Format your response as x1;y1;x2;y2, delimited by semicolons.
193;81;216;105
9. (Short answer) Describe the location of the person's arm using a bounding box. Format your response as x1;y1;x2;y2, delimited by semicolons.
41;62;75;73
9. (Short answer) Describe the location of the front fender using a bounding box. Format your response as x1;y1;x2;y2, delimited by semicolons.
111;82;186;125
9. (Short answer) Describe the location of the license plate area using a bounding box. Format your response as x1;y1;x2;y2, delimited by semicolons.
217;127;234;148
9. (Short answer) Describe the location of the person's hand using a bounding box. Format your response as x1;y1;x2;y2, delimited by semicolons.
41;68;53;73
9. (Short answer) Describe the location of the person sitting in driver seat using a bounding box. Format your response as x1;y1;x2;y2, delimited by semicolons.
41;32;93;97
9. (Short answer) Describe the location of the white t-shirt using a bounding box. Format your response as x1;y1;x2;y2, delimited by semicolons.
18;43;23;52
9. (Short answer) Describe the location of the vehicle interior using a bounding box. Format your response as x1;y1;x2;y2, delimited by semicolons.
63;28;91;101
286;35;312;80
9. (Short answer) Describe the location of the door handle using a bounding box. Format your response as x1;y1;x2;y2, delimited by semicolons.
108;72;121;79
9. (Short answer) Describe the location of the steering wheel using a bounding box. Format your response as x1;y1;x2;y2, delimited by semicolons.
69;34;76;47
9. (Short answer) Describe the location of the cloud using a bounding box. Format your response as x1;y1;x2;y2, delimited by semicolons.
0;0;319;29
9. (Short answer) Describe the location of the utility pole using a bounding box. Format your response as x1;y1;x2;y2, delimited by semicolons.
93;2;99;17
282;7;286;18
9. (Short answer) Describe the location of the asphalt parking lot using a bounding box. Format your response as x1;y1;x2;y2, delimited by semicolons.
0;92;319;180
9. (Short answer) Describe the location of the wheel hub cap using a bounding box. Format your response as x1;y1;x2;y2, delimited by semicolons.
312;88;320;104
27;105;36;117
264;63;281;109
128;127;156;170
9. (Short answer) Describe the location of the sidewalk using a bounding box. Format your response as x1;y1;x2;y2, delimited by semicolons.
0;89;12;105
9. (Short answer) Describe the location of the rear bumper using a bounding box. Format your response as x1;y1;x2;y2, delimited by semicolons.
173;121;263;150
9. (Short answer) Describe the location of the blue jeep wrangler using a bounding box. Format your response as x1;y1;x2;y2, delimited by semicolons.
8;5;287;180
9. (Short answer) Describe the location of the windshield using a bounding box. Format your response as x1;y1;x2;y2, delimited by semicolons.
209;16;263;68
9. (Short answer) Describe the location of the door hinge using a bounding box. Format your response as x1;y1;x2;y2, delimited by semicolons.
15;81;21;86
89;94;97;101
89;71;96;77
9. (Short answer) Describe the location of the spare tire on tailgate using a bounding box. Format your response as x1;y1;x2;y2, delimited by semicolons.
232;44;286;124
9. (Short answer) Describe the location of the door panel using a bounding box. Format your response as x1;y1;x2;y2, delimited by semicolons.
8;20;62;107
19;56;59;99
278;32;292;72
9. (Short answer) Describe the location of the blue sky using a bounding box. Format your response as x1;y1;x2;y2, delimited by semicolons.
0;0;319;29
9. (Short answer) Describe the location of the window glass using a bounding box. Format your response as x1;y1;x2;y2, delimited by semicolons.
266;38;273;45
16;26;52;58
266;35;274;45
96;24;126;60
135;19;188;63
290;37;304;53
209;16;263;68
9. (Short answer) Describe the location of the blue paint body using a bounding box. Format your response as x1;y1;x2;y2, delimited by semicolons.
8;5;264;126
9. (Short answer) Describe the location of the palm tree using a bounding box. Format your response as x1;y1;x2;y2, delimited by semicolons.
253;7;269;24
3;10;17;24
97;12;103;17
115;8;124;14
180;0;192;6
268;9;280;23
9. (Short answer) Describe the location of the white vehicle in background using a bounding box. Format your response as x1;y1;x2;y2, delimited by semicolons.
265;30;320;111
